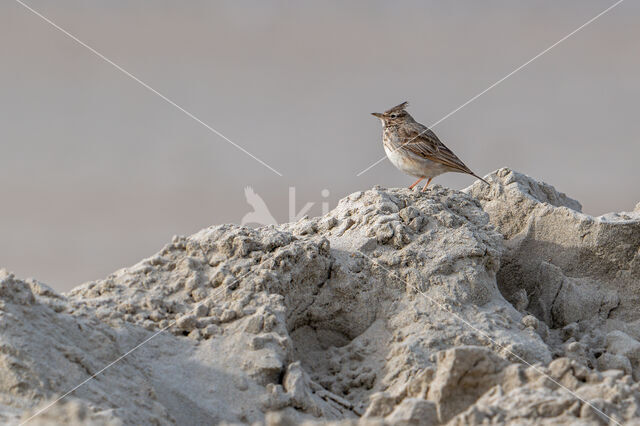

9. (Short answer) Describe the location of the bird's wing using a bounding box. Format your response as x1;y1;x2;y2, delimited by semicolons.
244;186;266;208
243;186;278;224
397;122;474;175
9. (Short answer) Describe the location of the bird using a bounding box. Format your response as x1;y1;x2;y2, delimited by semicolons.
241;186;277;226
372;102;488;191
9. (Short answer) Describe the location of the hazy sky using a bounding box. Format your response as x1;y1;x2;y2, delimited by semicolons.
1;1;639;291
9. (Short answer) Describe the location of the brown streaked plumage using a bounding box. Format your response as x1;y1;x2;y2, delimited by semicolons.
372;101;488;191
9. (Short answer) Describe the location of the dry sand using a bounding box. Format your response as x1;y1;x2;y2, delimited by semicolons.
1;168;639;425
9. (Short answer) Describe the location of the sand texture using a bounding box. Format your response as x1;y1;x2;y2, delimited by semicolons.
2;168;639;425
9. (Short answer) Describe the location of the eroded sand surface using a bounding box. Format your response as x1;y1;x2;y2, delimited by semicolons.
2;169;639;425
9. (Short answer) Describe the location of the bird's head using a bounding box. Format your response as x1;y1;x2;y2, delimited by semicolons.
371;101;411;126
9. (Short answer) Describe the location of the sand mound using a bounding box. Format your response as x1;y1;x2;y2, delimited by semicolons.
1;169;639;425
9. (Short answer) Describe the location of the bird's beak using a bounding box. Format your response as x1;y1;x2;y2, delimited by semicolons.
371;112;383;118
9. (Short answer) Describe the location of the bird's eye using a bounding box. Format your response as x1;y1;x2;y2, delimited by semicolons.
390;113;398;118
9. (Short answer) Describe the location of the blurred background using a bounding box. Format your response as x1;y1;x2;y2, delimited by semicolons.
1;0;639;292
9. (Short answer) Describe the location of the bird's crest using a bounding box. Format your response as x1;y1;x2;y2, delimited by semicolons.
385;101;409;114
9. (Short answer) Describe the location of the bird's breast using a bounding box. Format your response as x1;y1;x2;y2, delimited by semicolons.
383;135;449;179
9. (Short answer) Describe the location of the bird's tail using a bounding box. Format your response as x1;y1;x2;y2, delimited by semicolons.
472;173;490;185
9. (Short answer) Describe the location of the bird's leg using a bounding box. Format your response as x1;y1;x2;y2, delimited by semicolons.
409;177;424;190
421;178;433;192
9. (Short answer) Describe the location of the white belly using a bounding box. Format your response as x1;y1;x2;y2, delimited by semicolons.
384;144;449;178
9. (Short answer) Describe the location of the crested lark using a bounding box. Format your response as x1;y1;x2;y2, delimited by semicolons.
372;102;488;191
